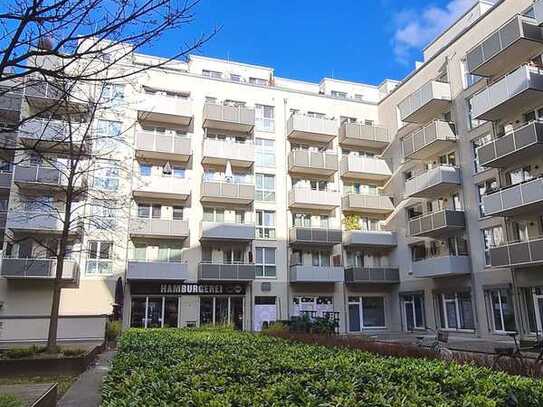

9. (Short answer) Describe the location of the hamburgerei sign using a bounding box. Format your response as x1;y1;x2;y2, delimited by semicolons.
131;282;246;296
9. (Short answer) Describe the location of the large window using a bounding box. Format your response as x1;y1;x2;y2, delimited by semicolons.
203;208;224;223
438;292;475;331
482;226;504;266
255;173;275;201
402;294;425;331
93;160;120;191
89;202;117;229
131;297;179;328
477;178;497;217
292;296;333;318
348;296;386;331
467;97;485;130
255;138;275;168
102;83;125;108
95;119;122;152
256;210;275;239
255;247;276;278
472;134;491;173
255;104;274;132
485;289;515;333
87;240;113;275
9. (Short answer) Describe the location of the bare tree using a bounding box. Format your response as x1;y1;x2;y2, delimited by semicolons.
0;0;214;352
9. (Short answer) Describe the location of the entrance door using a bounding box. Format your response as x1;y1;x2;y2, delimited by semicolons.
146;297;163;328
163;298;179;328
533;291;543;334
230;297;244;330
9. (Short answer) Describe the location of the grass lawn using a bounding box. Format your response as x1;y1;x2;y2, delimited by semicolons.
102;328;543;406
0;375;77;399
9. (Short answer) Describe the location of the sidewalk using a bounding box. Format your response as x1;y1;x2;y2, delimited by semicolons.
59;350;116;407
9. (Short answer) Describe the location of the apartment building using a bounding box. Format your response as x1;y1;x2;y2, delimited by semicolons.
1;0;543;345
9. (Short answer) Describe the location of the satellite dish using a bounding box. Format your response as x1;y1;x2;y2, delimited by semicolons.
163;161;172;175
37;36;55;50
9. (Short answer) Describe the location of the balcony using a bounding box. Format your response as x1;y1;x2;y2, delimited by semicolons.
13;165;82;191
339;122;390;149
472;65;543;121
0;92;22;122
126;261;190;281
289;227;342;246
482;177;543;217
287;114;338;143
289;265;344;283
0;172;12;189
466;15;543;77
341;194;394;214
402;120;456;161
135;132;192;161
198;263;256;281
489;237;543;268
339;155;391;181
200;180;255;205
343;230;397;248
404;166;461;199
202;103;255;133
18;119;85;148
477;122;543;168
6;211;80;235
288;189;340;210
398;80;451;124
128;218;189;239
288;150;338;176
202;139;255;168
137;95;193;126
344;267;400;284
23;80;86;110
1;258;79;281
200;222;255;241
408;210;466;238
412;255;471;278
133;176;191;201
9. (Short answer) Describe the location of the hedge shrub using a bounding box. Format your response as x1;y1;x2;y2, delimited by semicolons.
102;328;543;406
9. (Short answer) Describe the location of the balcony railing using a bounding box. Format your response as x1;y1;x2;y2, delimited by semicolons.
489;237;543;268
133;175;191;201
471;65;543;121
202;139;255;167
6;211;80;235
408;210;465;238
200;221;255;241
477;121;543;168
0;172;12;189
288;188;341;209
404;166;461;198
198;263;256;281
137;95;193;126
288;150;338;175
344;267;400;284
200;180;255;204
412;255;471;278
135;132;192;161
341;194;394;214
287;114;338;143
202;103;255;133
402;120;456;161
398;80;451;124
1;258;79;280
338;122;390;148
466;15;543;77
127;260;190;281
289;265;344;283
339;155;391;180
129;218;189;238
343;230;397;248
18;119;85;145
482;176;543;217
288;227;342;246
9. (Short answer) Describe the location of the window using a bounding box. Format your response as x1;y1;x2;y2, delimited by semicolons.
354;94;365;101
331;90;348;99
255;247;276;278
467;97;485;130
89;202;117;229
461;59;483;89
402;295;425;331
203;207;224;223
95;119;122;151
292;296;333;318
22;195;54;212
482;226;504;266
438;292;475;330
256;210;275;239
172;206;184;220
255;104;274;131
348;296;386;331
249;77;268;86
202;70;222;79
230;74;241;82
472;134;491;173
505;166;533;186
93;161;120;191
87;241;113;275
102;83;124;107
293;213;311;228
477;179;497;217
0;159;11;173
170;166;185;178
139;163;152;177
255;138;275;168
137;204;161;219
255;173;275;201
311;250;331;266
486;289;516;333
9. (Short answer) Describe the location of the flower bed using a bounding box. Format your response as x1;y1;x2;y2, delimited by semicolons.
102;328;543;406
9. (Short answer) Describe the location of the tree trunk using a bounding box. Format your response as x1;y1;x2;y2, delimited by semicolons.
46;262;63;353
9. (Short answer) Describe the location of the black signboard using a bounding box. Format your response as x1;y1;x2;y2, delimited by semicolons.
130;282;246;296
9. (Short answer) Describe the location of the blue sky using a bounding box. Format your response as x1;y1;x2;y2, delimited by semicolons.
144;0;478;85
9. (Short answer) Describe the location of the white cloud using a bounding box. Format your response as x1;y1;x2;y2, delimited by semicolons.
392;0;476;65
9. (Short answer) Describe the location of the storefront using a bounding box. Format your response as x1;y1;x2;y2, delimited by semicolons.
129;282;248;330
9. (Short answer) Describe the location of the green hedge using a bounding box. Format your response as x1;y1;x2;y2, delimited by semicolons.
102;328;543;406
